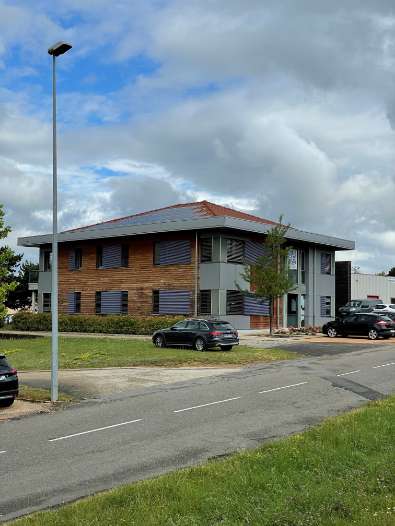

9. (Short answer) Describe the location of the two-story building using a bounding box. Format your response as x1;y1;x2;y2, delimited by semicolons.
18;201;354;329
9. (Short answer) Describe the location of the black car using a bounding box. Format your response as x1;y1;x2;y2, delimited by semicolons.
0;354;18;407
152;318;239;351
323;313;394;340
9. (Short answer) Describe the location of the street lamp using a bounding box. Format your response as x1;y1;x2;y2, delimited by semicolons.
48;41;72;402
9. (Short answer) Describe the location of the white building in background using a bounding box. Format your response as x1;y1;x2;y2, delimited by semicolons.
352;273;395;304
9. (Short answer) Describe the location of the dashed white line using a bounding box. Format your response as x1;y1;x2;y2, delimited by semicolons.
258;382;308;394
372;362;395;369
48;418;143;442
0;450;6;454
173;396;242;413
336;370;360;377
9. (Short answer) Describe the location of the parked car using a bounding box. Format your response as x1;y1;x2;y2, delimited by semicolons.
373;303;395;314
0;354;18;407
338;299;383;316
323;313;394;340
152;318;239;351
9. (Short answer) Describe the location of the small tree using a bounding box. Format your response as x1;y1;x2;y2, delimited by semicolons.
6;261;39;309
0;205;17;324
240;217;295;334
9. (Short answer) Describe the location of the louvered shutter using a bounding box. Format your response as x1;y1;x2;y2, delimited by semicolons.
200;237;212;262
321;253;332;274
245;240;265;264
158;290;192;314
67;292;76;313
226;291;244;314
102;245;122;269
155;240;191;265
226;239;245;263
244;294;270;315
320;296;331;317
68;250;76;270
101;291;122;314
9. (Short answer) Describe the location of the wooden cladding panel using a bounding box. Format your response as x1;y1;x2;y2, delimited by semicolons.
58;234;196;315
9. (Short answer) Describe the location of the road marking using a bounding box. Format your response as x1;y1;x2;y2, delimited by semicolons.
372;362;395;369
258;382;308;394
0;450;6;454
173;396;242;413
48;419;143;442
336;370;360;377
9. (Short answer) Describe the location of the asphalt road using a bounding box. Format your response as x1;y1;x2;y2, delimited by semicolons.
1;344;395;522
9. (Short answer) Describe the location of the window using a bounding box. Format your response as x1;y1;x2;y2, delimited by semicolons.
96;246;103;268
152;290;159;314
320;296;332;317
173;320;188;329
121;245;129;267
391;298;395;304
199;290;211;315
321;253;332;275
69;248;82;270
300;250;306;284
212;321;235;331
121;291;128;314
153;290;192;314
43;251;51;272
226;239;245;264
95;291;101;314
154;240;192;265
199;321;210;331
200;237;213;263
226;290;244;315
186;320;200;330
43;293;51;312
75;292;81;313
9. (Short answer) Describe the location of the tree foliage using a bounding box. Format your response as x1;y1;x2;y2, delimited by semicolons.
6;260;39;309
388;267;395;277
0;204;19;323
240;216;295;334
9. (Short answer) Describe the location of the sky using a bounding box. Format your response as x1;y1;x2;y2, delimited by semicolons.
0;0;395;272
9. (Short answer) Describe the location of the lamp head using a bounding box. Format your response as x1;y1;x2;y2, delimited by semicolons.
48;42;72;57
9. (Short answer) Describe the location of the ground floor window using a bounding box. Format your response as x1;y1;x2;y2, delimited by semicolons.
320;296;332;317
152;289;192;315
67;291;81;314
199;290;211;315
226;290;244;315
95;291;128;314
43;293;51;312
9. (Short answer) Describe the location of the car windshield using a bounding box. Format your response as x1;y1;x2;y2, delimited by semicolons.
0;356;10;369
212;322;235;330
346;301;361;307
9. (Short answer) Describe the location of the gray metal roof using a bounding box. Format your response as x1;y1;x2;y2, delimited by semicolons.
18;215;355;250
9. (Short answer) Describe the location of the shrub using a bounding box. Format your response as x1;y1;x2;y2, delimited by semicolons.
10;311;185;335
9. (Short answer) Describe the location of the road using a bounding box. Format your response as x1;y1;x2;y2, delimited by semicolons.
1;344;395;522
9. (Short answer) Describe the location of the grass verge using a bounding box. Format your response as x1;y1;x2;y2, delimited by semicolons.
0;337;296;370
18;385;75;403
8;396;395;525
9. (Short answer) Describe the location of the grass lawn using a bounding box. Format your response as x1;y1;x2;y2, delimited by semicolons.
18;385;74;403
0;337;296;370
9;396;395;526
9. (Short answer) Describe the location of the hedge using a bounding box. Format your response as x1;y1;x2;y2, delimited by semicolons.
10;312;185;335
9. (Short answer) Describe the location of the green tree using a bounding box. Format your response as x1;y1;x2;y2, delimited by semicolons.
6;260;39;309
388;267;395;277
240;217;295;334
0;205;18;324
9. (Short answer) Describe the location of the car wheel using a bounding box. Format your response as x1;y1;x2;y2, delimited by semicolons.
327;327;338;338
220;345;233;351
194;337;206;351
0;397;15;408
368;329;379;340
153;334;165;348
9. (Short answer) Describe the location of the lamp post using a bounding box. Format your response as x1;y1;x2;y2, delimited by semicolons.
48;41;72;402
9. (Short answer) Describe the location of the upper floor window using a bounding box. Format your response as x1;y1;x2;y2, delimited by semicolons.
154;240;191;265
96;244;129;269
226;239;245;264
69;248;82;270
321;253;332;275
43;251;52;272
200;237;213;263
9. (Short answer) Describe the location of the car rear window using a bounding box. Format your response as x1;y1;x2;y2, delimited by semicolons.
212;322;235;330
0;356;10;369
379;316;392;322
